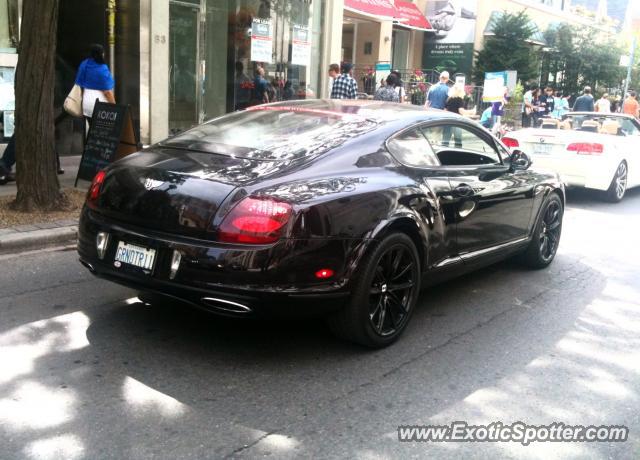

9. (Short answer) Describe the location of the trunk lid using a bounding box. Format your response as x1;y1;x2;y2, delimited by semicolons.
95;147;285;238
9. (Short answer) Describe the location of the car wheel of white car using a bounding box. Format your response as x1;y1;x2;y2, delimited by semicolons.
604;161;628;203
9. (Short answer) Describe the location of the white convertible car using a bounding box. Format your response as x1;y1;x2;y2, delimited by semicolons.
502;112;639;202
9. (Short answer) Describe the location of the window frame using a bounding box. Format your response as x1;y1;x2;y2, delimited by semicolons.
384;123;442;169
386;119;507;171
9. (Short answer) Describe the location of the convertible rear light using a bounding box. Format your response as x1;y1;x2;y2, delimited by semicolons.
567;142;604;155
502;137;519;148
87;171;106;207
218;197;293;244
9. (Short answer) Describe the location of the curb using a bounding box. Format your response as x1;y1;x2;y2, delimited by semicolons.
0;226;78;255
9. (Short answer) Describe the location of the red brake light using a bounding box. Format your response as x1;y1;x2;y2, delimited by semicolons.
218;197;292;244
315;268;335;279
87;171;106;206
567;143;603;155
502;137;519;148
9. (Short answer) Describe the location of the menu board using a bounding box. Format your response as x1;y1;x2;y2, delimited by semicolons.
251;18;273;63
76;102;139;185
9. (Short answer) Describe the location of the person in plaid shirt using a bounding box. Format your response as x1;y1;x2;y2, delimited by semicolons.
330;63;358;99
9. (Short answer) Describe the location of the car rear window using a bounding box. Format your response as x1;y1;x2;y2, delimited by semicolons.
161;106;379;161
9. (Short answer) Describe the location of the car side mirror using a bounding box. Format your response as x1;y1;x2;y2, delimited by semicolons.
509;150;532;171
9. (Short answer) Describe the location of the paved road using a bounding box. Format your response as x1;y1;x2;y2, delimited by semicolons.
1;188;639;459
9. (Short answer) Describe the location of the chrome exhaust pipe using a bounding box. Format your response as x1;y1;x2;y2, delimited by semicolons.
80;260;96;273
200;297;253;314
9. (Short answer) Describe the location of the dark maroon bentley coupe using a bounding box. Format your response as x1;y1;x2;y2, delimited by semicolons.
78;100;564;347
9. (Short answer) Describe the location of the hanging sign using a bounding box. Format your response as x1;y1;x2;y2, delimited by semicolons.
291;24;311;67
251;18;273;63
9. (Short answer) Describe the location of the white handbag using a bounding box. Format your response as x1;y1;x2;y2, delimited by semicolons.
63;84;83;117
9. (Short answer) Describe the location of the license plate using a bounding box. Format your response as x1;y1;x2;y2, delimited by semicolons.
114;241;156;271
532;143;552;155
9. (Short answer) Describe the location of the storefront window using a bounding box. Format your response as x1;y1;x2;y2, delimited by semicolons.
228;0;324;111
169;0;324;134
0;0;19;52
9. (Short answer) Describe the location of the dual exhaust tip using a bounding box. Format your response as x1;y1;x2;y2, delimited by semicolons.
200;297;253;315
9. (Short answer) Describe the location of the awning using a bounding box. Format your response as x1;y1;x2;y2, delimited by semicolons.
393;1;433;31
344;0;396;21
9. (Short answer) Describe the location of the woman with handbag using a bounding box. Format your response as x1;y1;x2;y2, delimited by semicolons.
70;44;115;128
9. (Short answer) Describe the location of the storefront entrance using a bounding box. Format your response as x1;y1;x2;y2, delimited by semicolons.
169;0;324;135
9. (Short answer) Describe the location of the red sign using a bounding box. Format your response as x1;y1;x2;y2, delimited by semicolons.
344;0;396;20
394;1;433;31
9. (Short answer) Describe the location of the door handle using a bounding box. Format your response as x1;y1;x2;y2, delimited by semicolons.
453;184;475;197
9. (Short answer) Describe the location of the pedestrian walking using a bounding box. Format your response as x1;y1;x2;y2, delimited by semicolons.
521;85;538;128
442;83;466;147
595;93;611;113
425;71;450;109
622;91;639;118
479;106;493;129
251;66;269;105
330;63;358;100
390;70;405;103
328;63;340;96
0;134;15;185
573;86;595;112
551;93;570;119
491;86;509;135
539;87;555;116
373;74;400;102
74;44;116;127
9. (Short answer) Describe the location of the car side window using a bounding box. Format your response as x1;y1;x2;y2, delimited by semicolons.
421;124;501;166
619;118;640;136
387;128;440;167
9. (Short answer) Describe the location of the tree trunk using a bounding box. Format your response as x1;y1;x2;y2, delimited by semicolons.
13;0;67;212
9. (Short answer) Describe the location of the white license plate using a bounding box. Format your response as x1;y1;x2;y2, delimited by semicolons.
114;241;156;270
532;143;552;155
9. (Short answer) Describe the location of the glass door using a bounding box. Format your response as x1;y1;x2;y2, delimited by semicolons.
169;1;200;134
392;29;409;70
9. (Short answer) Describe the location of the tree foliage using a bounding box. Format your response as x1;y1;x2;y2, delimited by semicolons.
473;11;540;85
543;23;626;97
13;0;67;211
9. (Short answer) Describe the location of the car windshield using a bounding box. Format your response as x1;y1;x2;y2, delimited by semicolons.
560;115;640;136
161;106;379;161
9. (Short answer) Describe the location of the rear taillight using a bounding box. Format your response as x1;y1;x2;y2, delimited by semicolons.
218;197;293;244
87;171;106;207
567;143;604;155
502;137;519;148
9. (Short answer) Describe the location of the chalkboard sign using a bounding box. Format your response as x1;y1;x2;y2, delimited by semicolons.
75;102;140;185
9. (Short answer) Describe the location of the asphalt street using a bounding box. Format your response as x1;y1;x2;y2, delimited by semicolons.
1;188;639;459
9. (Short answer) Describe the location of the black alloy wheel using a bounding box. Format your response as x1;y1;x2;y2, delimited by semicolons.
369;245;418;337
327;233;421;348
605;161;628;203
521;193;563;269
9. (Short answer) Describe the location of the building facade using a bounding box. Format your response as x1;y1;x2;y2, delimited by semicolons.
0;0;628;148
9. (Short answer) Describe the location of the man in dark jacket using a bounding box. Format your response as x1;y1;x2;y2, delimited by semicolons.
573;86;594;112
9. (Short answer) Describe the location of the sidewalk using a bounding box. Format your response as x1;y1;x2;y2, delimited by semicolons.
0;154;86;198
0;155;84;254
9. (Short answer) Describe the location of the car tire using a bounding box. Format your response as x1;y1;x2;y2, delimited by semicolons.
521;192;563;269
327;233;421;348
604;161;628;203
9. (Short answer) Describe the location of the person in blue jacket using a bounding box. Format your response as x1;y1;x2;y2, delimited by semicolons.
74;44;116;126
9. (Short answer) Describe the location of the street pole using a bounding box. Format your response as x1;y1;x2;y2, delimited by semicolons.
622;35;637;101
107;0;116;78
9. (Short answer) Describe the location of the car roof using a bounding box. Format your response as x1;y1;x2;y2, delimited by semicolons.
263;99;459;123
